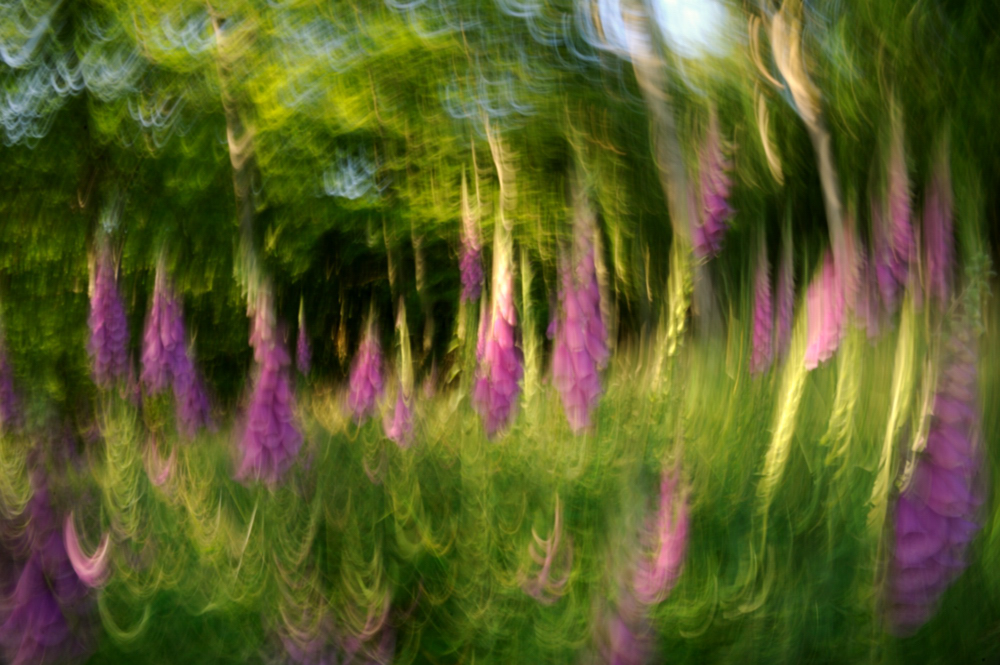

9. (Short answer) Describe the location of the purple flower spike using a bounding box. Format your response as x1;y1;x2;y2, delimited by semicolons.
923;154;954;307
632;467;689;606
693;111;734;260
1;476;89;665
472;250;523;438
750;246;774;375
460;244;483;303
0;344;23;432
348;324;385;424
296;298;311;376
552;230;608;432
887;325;984;635
383;383;413;449
238;302;302;485
172;353;212;439
804;251;847;370
460;170;484;303
141;265;211;438
141;272;175;394
874;138;914;314
88;245;129;387
0;555;74;665
601;606;655;665
296;324;311;376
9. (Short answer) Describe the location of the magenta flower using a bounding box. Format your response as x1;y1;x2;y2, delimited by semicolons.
382;383;413;449
0;475;89;665
460;170;484;303
237;302;302;485
348;324;385;424
804;251;847;369
873;141;914;314
632;467;689;606
692;112;734;260
172;352;212;439
552;230;608;432
296;324;311;376
887;325;984;635
88;246;129;387
141;267;211;438
141;272;180;394
460;243;483;304
296;299;311;376
750;246;774;375
923;155;954;307
472;249;523;438
600;606;655;665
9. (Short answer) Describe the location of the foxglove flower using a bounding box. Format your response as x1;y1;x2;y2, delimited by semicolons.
692;112;734;259
873;137;914;314
804;249;850;370
472;246;522;438
141;272;182;394
383;383;413;449
172;352;212;439
552;230;608;432
88;246;129;387
296;299;311;376
296;324;311;376
460;170;484;302
141;266;211;437
0;475;89;665
600;604;654;665
348;323;385;424
238;301;302;485
632;467;689;606
923;155;953;307
887;325;984;635
750;246;774;375
460;243;483;304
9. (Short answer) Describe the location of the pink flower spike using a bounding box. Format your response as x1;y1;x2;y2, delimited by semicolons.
804;251;846;370
88;244;129;387
923;152;954;307
632;467;689;606
472;244;523;438
552;226;608;432
348;324;385;424
750;245;774;375
693;110;735;260
383;383;414;449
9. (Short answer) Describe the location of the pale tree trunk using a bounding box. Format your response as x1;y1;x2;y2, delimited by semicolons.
622;2;720;338
209;7;261;305
769;0;847;261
